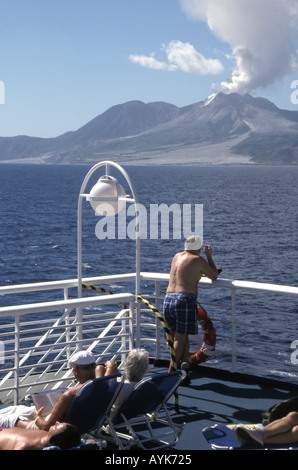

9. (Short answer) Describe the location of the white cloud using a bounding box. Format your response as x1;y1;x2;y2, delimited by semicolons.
129;40;223;76
180;0;298;94
129;54;174;71
166;40;223;75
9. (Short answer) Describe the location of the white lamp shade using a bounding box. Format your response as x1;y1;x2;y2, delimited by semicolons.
87;175;126;216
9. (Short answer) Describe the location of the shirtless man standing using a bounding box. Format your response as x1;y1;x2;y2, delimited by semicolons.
163;235;218;374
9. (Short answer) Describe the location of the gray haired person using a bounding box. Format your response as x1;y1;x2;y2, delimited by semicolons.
109;349;149;418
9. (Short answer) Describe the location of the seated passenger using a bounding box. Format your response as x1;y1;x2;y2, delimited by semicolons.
0;349;149;430
0;350;97;430
235;411;298;446
106;349;149;419
0;421;80;450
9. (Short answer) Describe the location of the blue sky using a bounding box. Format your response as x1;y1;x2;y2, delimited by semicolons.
0;0;297;138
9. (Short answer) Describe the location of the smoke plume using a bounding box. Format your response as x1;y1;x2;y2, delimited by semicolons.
180;0;298;94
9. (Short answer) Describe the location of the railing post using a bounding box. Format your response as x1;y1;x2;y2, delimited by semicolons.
155;280;161;360
120;315;126;365
231;289;237;373
14;316;20;405
64;287;72;361
128;302;134;352
135;300;141;349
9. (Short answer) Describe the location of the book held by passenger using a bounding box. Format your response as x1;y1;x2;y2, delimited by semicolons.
31;388;67;416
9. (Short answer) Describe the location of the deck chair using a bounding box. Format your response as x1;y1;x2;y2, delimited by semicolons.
64;373;123;442
202;424;298;450
104;370;186;450
42;373;123;450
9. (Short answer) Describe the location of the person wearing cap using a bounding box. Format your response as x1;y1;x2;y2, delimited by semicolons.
70;350;117;382
1;351;116;432
0;350;96;431
0;350;118;432
163;235;218;376
32;350;117;431
28;350;98;431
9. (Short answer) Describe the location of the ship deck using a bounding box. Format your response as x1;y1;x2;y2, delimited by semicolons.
1;272;298;453
127;363;298;451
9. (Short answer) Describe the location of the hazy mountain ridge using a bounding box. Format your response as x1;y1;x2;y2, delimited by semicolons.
0;93;297;164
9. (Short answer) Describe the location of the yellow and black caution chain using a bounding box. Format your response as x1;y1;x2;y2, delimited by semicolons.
136;295;177;371
136;294;179;412
82;283;128;310
82;283;180;411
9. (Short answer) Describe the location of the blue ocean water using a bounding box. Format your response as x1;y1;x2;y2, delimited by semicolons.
1;163;297;286
0;163;297;379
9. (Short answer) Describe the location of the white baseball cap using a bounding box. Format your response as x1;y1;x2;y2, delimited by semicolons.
69;350;96;366
184;235;202;251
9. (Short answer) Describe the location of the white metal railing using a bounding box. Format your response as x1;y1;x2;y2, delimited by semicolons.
0;291;135;404
139;273;298;372
0;272;298;404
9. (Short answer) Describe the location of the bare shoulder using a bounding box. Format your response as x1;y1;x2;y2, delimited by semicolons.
172;251;183;261
63;385;80;398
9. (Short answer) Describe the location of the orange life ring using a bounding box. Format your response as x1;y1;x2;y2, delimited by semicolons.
188;305;216;365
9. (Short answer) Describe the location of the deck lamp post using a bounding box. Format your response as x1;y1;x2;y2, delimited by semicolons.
77;160;141;312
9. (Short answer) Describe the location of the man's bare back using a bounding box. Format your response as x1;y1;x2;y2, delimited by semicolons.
164;238;218;372
167;245;218;296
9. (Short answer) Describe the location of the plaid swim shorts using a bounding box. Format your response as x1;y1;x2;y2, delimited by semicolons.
163;292;198;335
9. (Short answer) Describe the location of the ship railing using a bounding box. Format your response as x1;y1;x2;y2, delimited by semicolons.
0;272;298;403
141;273;298;383
0;291;135;404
